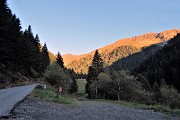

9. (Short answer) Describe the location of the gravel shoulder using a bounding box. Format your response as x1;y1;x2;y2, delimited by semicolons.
4;96;179;120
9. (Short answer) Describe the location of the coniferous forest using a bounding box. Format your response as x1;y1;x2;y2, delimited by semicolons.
134;34;180;90
0;0;78;93
0;0;50;85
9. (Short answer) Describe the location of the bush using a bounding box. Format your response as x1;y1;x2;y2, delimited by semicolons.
97;73;112;82
160;85;180;109
44;63;71;92
135;90;153;104
89;70;150;102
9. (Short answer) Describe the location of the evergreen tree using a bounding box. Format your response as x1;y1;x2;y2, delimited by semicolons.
88;50;104;81
0;0;12;65
32;34;43;73
20;26;41;75
68;69;77;79
70;79;78;94
56;52;64;68
41;43;50;72
34;34;41;50
86;50;104;97
0;0;50;79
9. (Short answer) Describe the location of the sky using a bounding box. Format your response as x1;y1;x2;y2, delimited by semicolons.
8;0;180;55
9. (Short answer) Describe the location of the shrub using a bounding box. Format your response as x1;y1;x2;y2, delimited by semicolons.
44;63;71;92
135;90;153;104
89;70;150;102
160;85;180;109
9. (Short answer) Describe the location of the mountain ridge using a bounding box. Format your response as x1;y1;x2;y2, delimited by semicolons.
59;29;180;73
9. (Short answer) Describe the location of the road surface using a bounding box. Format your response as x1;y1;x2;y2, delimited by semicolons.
0;84;37;117
8;97;180;120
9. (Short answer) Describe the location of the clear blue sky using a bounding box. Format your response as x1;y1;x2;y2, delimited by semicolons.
8;0;180;55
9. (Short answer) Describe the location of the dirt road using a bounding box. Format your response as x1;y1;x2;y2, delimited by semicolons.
7;97;179;120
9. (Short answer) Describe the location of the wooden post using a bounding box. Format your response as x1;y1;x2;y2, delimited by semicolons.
95;86;97;99
118;83;120;101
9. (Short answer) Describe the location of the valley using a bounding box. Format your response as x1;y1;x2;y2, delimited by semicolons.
1;0;180;120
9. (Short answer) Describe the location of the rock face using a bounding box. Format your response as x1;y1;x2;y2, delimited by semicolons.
62;29;180;74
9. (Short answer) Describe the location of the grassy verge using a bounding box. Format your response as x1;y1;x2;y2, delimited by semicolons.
97;99;180;117
32;88;74;105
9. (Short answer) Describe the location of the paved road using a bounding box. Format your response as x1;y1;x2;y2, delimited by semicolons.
0;84;37;117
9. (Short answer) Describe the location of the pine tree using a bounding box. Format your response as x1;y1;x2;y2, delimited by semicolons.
87;50;104;81
0;0;50;78
86;50;104;97
0;0;12;64
56;52;64;68
34;34;41;50
33;34;43;73
70;78;78;94
41;43;50;72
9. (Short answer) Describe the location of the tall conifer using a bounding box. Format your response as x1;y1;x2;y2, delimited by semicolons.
86;50;104;97
56;52;64;68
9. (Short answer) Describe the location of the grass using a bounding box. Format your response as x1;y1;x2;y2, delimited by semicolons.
96;99;180;117
76;79;86;94
32;88;74;105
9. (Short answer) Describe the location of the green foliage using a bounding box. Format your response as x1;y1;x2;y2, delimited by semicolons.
76;79;86;94
88;70;152;102
160;85;180;109
97;73;112;82
152;82;161;102
44;63;71;92
69;79;78;94
33;88;73;104
89;69;180;109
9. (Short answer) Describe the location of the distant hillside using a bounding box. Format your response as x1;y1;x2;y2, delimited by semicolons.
63;54;84;66
62;29;180;74
134;34;180;90
48;51;56;64
68;46;139;73
107;43;163;72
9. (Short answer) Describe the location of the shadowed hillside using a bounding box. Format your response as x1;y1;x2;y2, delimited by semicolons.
134;33;180;90
107;43;164;72
63;29;180;74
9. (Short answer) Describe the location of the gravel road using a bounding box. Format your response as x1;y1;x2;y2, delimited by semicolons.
0;84;37;117
5;96;179;120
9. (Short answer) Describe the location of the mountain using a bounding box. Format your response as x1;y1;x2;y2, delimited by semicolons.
62;29;180;74
49;51;56;64
63;54;84;66
134;33;180;90
107;43;163;72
